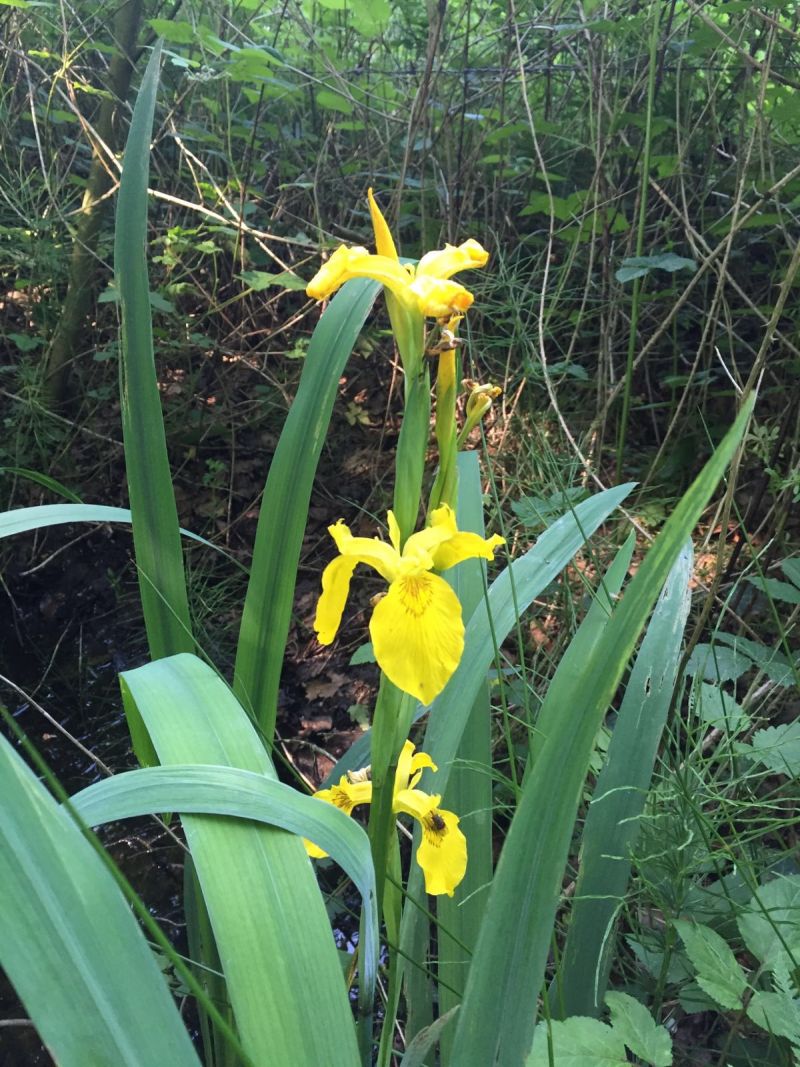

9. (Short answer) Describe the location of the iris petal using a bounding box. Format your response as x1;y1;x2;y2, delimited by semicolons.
415;807;467;897
328;520;401;583
416;238;490;279
432;532;505;572
368;187;398;260
369;572;464;704
408;276;474;319
314;555;359;645
306;245;369;301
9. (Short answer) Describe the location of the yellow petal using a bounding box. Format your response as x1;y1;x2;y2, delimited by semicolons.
396;796;467;897
304;838;328;859
328;520;401;583
417;808;467;896
339;252;416;306
394;740;418;795
314;778;372;816
408;276;474;319
416;238;489;279
401;518;453;569
367;188;398;260
369;572;464;704
408;749;437;789
394;786;440;821
314;555;359;645
304;778;373;859
431;531;505;573
306;245;369;301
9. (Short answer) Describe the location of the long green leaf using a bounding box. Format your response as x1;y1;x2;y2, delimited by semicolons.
525;530;636;783
69;763;378;1002
116;41;193;659
233;278;379;738
121;653;361;1067
448;397;754;1067
0;735;201;1067
0;503;236;561
556;542;693;1016
436;452;495;1047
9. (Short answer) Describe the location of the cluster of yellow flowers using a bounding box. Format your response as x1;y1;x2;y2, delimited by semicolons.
304;191;502;897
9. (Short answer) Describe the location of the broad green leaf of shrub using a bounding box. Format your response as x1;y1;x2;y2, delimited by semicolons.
239;269;306;292
694;682;749;733
781;558;800;589
747;990;800;1044
738;876;800;973
616;253;696;283
605;993;672;1066
527;1000;672;1067
686;642;747;683
739;721;800;777
147;18;194;43
745;575;800;605
527;1017;628;1067
316;89;354;114
673;920;747;1010
350;0;391;36
713;632;798;687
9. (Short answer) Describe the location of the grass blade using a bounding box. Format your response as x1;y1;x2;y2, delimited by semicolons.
233;279;379;739
448;397;754;1067
121;653;361;1067
116;40;193;659
0;735;201;1067
556;541;693;1016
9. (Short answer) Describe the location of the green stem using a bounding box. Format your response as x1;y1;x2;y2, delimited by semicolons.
616;1;660;479
429;349;459;512
367;679;416;913
393;365;431;544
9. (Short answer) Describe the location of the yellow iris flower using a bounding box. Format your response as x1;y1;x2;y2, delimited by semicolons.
306;189;489;321
306;741;467;897
314;504;504;705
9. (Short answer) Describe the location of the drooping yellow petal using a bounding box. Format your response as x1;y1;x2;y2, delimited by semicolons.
394;786;439;821
395;789;467;896
368;188;398;260
369;572;464;704
306;245;369;301
416;238;490;280
432;532;505;573
314;555;360;645
307;246;415;307
328;520;402;583
415;807;467;897
408;276;474;319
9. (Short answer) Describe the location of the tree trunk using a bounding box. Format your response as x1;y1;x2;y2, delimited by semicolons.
42;0;144;410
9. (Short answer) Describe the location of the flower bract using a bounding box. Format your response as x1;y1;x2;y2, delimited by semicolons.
314;504;504;705
306;741;467;897
306;189;489;321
